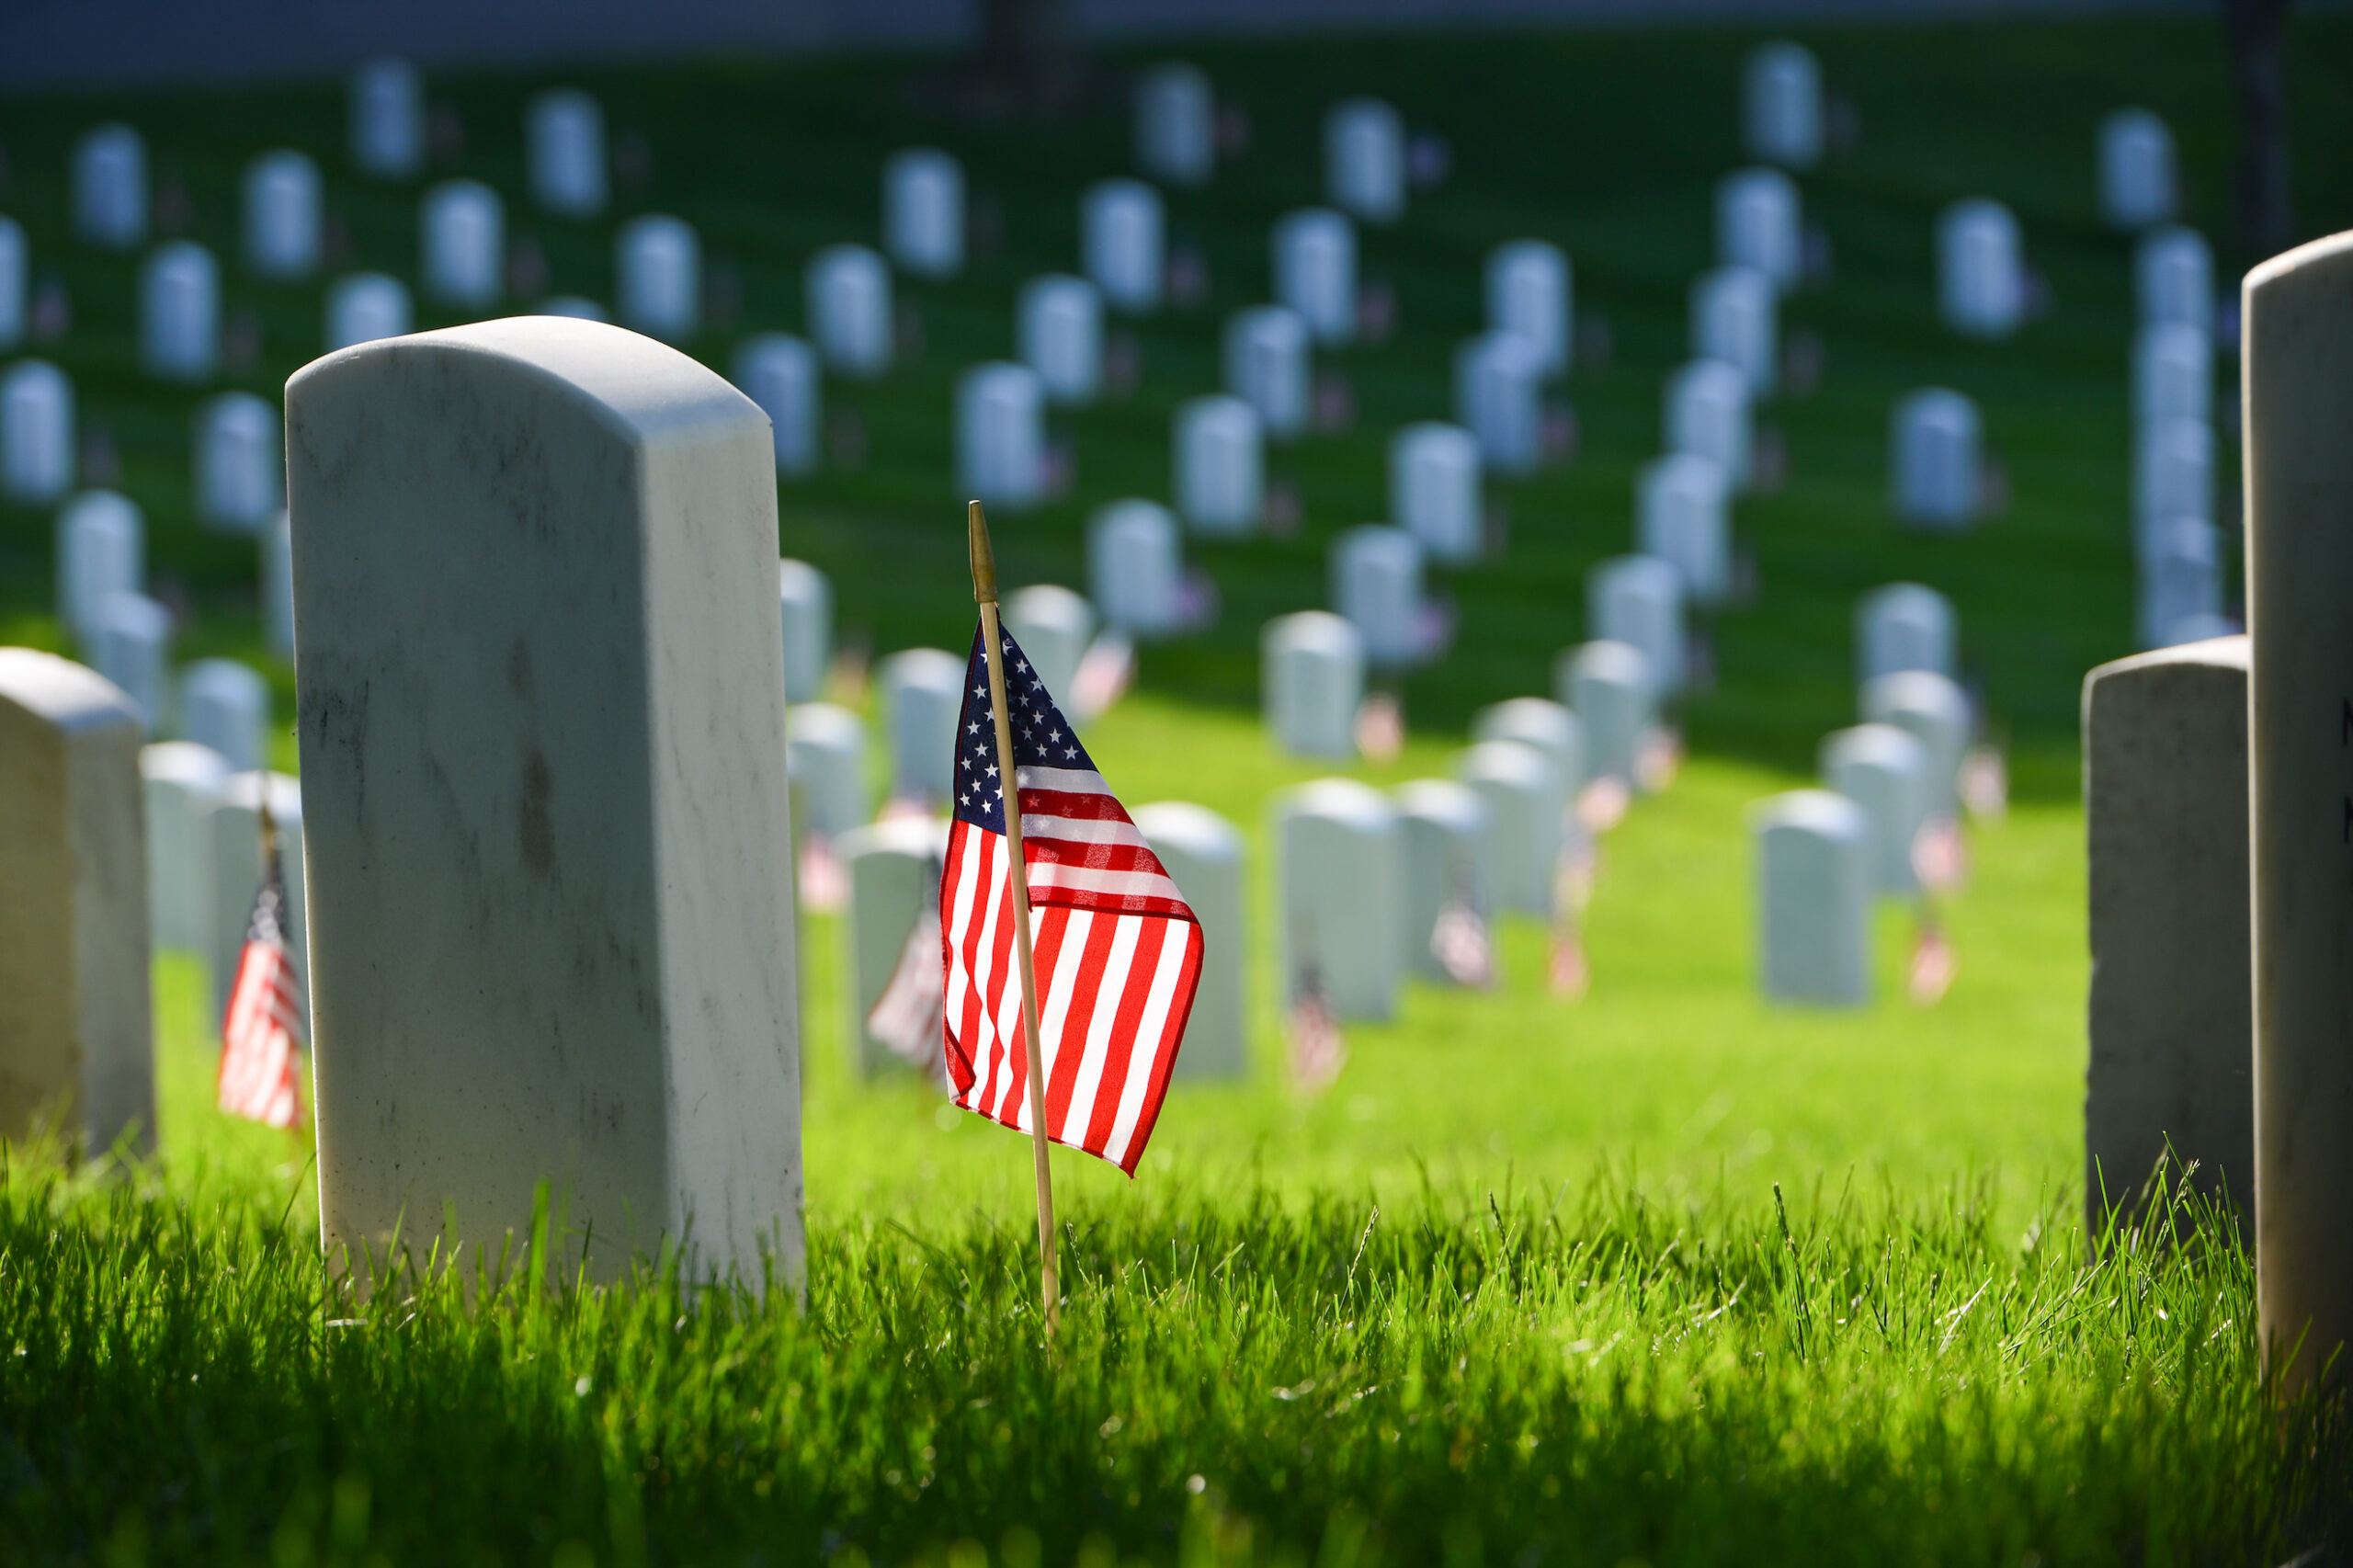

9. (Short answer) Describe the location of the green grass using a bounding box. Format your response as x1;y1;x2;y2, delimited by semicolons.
5;13;2353;1562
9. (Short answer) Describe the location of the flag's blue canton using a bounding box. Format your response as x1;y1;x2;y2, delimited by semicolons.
953;624;1097;835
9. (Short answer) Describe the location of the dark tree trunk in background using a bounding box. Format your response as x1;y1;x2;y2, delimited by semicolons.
2221;0;2296;258
977;0;1080;111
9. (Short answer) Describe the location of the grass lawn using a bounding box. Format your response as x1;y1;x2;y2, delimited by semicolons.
3;11;2352;1563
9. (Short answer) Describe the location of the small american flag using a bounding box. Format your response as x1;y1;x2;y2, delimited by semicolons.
940;625;1203;1175
218;845;306;1130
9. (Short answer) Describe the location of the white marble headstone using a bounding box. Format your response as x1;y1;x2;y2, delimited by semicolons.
1331;525;1426;669
1004;585;1096;712
617;215;700;342
529;89;608;219
421;180;505;310
1938;199;2024;339
1130;801;1245;1079
74;124;148;252
142;242;220;382
1274;778;1404;1019
179;657;269;773
885;149;964;279
0;218;24;351
1083;179;1164;314
204;770;305;1022
1135;62;1214;188
1394;778;1489;983
1262;611;1362;759
1470;697;1584;793
2137;225;2212;332
55;490;143;647
734;334;820;476
1;359;75;506
1664;358;1751;489
1890;387;1980;530
2139;516;2223;651
1324;97;1404;224
89;592;170;733
1691;266;1778;396
1586;554;1685;697
1561;641;1654;789
2134;322;2211;429
141;739;229;953
1860;669;1972;820
1486;241;1571;377
1224;304;1309;438
244;151;321;280
325;272;412;352
1744;41;1822;169
1389;422;1481;565
778;557;832;705
880;647;964;805
1637;451;1732;607
956;361;1045;511
1753;789;1870;1006
1274;208;1357;347
1820;722;1927;893
1174;394;1262;537
1458;739;1564;916
1088;499;1185;638
786;701;866;840
349;58;423;179
194;392;280;533
1455;331;1542;476
1854;582;1957;687
1717;169;1801;292
840;815;949;1077
2100;108;2175;231
807;244;892;377
1019;275;1102;405
2134;416;2213;559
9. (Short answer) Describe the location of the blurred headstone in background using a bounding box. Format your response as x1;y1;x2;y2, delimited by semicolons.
193;392;279;533
141;242;219;382
421;180;504;310
2;359;74;504
1753;790;1870;1006
735;334;820;476
325;272;411;351
350;58;424;179
1743;41;1822;170
178;658;267;774
1389;422;1480;566
529;89;608;219
1019;274;1101;405
617;215;700;341
957;361;1044;511
2100;108;2177;232
1890;387;1981;531
1485;240;1571;378
243;151;320;280
1131;802;1245;1078
885;149;963;280
1586;554;1686;698
1820;722;1927;893
1135;62;1214;188
1083;178;1163;314
1274;208;1355;347
1938;198;2024;339
1174;393;1261;537
1854;582;1957;686
1637;451;1731;608
1275;778;1404;1020
1324;97;1404;224
55;489;142;648
1224;304;1308;438
777;558;832;705
1262;610;1361;759
807;244;892;377
74;124;147;251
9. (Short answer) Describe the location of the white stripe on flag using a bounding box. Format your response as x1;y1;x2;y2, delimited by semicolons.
1061;915;1142;1142
1015;765;1111;795
1019;813;1152;850
1026;861;1188;904
1103;921;1195;1169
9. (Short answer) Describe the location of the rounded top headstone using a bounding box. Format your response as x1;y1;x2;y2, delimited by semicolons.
1279;776;1395;832
1750;786;1869;843
0;645;142;731
1132;800;1243;860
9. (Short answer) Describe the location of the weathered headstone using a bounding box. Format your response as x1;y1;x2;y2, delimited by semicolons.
879;647;963;806
1223;304;1309;438
1486;241;1571;377
2139;516;2223;650
1019;275;1102;405
194;392;280;532
1458;739;1564;916
840;816;949;1077
1691;265;1778;395
956;361;1045;511
262;511;294;659
1083;179;1164;314
2134;322;2211;429
1586;554;1686;697
1275;778;1404;1019
1753;789;1871;1006
1718;169;1801;292
349;58;423;180
1891;387;1981;530
806;244;892;377
528;89;608;219
1938;199;2024;339
1130;801;1245;1079
285;316;801;1288
244;150;321;280
1637;451;1732;607
2100;108;2176;231
1456;331;1542;475
1562;640;1654;788
777;558;832;705
2137;225;2211;331
734;334;820;476
786;701;867;841
1274;208;1356;347
421;180;505;310
0;218;24;351
2082;635;2249;1231
1262;611;1362;759
1134;62;1214;187
1089;499;1185;638
1;360;74;505
1664;358;1751;488
1390;422;1481;565
884;149;963;279
1471;696;1584;790
0;648;153;1155
88;592;169;733
142;242;221;382
1331;525;1426;669
616;215;700;342
1324;98;1404;224
2133;416;2213;560
74;124;147;252
55;490;142;648
141;739;229;952
1859;669;1971;818
1174;394;1262;537
1004;585;1095;709
1744;41;1822;170
1819;722;1927;892
325;272;412;352
180;657;268;773
1854;582;1957;686
1394;778;1489;983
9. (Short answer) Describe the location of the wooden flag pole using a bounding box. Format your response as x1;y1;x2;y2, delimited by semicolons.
968;499;1062;1338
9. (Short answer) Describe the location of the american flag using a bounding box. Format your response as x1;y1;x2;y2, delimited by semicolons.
940;624;1203;1175
218;848;306;1130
